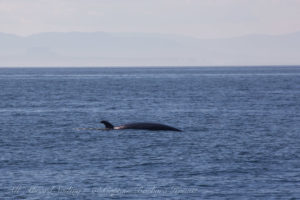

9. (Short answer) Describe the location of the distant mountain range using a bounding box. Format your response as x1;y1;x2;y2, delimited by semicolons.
0;31;300;66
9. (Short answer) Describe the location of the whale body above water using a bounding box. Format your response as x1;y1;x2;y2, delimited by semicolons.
100;120;182;132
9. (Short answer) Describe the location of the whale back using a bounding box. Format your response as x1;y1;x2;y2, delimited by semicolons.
100;121;182;131
121;122;182;131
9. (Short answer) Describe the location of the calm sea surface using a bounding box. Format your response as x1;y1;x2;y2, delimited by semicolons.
0;67;300;199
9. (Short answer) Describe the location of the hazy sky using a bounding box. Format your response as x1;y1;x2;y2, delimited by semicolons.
1;0;300;38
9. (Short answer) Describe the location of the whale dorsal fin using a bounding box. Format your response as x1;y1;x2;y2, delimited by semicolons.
100;120;114;129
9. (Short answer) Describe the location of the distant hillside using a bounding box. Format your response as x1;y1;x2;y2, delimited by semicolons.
0;31;300;66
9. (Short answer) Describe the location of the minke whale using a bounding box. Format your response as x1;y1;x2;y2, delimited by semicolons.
100;120;182;132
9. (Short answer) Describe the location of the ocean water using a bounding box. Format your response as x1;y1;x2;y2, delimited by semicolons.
0;66;300;199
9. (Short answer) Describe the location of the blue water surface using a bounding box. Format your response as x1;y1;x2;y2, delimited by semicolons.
0;66;300;199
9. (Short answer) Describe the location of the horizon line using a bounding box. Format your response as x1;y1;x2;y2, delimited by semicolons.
1;30;300;40
1;65;300;69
